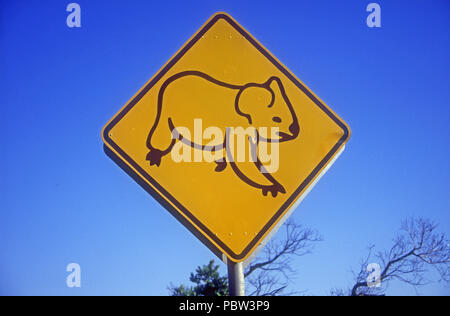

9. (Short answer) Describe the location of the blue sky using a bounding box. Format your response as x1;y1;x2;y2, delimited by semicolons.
1;0;449;295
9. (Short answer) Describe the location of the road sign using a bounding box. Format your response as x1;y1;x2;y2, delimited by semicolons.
102;12;350;262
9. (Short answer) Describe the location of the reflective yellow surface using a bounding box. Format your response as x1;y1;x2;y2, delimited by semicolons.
102;12;350;262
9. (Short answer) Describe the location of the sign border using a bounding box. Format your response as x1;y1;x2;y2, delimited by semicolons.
102;12;350;262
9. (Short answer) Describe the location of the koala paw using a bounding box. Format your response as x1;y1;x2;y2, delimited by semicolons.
262;183;286;198
214;160;227;172
146;149;163;167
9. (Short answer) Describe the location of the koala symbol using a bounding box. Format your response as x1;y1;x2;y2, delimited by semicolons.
146;71;300;197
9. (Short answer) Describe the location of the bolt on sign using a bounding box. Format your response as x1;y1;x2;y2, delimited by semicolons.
102;12;350;262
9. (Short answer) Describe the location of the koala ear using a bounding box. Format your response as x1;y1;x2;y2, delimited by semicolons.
265;77;282;105
235;85;275;124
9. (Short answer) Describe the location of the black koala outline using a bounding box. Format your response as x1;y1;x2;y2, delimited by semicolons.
146;71;300;197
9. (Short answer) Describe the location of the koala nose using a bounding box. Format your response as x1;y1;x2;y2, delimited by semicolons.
289;122;299;137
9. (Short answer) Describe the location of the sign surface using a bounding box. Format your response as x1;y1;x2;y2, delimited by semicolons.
102;12;350;262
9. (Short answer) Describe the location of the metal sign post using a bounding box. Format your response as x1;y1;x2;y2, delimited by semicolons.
228;261;245;296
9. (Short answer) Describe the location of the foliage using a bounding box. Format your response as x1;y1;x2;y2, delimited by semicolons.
169;260;229;296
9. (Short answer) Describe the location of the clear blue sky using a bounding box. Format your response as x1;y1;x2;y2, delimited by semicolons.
1;0;449;295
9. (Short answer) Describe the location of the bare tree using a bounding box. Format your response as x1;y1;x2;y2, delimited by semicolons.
347;218;450;296
245;219;322;296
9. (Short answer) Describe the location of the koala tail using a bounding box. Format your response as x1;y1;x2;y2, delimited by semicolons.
146;149;163;167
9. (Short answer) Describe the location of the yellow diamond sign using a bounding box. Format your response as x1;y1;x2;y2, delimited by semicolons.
102;12;350;262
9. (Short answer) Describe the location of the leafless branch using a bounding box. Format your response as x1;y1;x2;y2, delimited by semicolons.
245;219;322;296
350;217;450;296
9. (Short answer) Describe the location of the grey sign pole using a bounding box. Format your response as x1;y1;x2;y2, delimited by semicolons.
227;261;245;296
